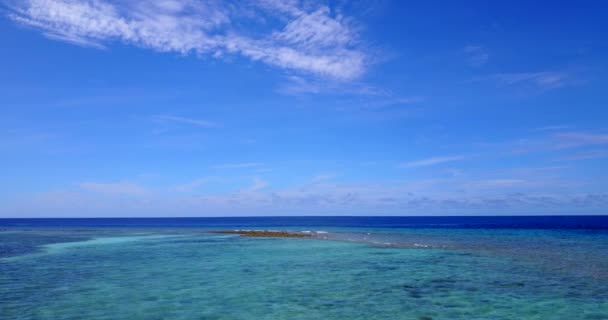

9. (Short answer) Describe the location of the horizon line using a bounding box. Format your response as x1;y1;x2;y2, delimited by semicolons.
1;214;606;219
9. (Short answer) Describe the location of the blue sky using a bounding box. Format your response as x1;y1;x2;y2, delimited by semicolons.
1;0;607;217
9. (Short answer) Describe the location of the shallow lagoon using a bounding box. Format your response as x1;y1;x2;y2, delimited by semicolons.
1;218;607;319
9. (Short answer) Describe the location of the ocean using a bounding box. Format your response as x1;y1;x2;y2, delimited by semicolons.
1;216;607;319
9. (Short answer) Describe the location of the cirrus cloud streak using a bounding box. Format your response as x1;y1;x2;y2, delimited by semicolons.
6;0;368;79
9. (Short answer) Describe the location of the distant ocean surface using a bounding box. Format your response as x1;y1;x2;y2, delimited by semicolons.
2;215;608;229
2;216;607;319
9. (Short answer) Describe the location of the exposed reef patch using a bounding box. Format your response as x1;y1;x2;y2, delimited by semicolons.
210;230;313;238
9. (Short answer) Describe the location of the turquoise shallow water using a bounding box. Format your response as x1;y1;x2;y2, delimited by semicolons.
1;224;608;319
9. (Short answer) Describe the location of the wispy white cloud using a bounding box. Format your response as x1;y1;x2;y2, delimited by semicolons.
172;177;210;192
8;176;607;216
79;181;148;196
277;75;328;95
2;159;605;216
492;71;569;89
310;173;336;184
402;155;466;168
474;129;608;159
276;75;387;96
7;0;368;79
156;115;220;128
558;149;608;161
339;96;424;111
553;132;608;149
533;125;571;132
465;179;526;187
244;176;268;192
464;45;488;67
213;162;263;169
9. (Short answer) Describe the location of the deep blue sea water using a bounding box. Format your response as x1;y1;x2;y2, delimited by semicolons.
2;215;607;229
1;216;607;319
